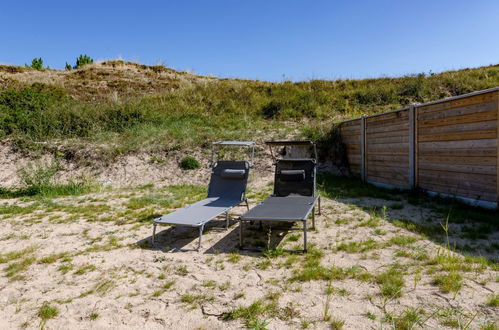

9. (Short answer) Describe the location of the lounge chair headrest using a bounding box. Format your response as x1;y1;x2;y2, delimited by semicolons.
279;169;305;182
220;169;246;179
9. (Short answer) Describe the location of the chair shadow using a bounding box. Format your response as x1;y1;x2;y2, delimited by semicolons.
205;221;297;255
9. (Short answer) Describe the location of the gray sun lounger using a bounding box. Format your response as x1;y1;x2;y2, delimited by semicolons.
152;141;255;251
239;141;321;252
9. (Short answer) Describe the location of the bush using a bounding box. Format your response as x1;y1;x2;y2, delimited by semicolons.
180;157;200;170
74;54;94;69
25;57;44;70
65;62;72;70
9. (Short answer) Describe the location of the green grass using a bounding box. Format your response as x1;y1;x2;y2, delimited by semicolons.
336;239;380;253
485;294;499;307
391;308;424;330
3;63;499;156
375;265;405;299
38;303;59;321
432;271;463;295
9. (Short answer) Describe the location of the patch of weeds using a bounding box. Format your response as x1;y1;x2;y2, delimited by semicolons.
175;265;188;276
346;265;372;282
38;303;59;328
485;294;499;307
57;263;74;274
287;233;301;242
245;319;268;329
426;251;471;272
227;253;241;263
391;218;441;239
387;235;418;246
432;271;462;295
94;279;116;297
481;321;498;330
364;312;376;320
375;264;405;299
0;245;38;263
202;280;216;288
180;156;200;170
234;292;245;300
219;281;230;291
461;223;493;240
74;264;97;275
283;255;300;269
330;317;345;329
180;293;212;304
317;174;398;200
290;261;346;282
334;218;351;225
336;239;380;253
153;280;175;297
221;300;272;326
39;252;71;264
89;312;99;320
257;259;272;270
392;307;424;330
394;246;428;262
5;257;36;280
262;248;286;258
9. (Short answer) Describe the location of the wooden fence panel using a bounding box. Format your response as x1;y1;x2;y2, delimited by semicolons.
340;119;362;176
417;91;498;203
337;87;499;208
366;110;410;188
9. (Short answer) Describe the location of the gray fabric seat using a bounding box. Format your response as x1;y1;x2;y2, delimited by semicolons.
241;195;318;222
152;160;251;250
239;155;321;253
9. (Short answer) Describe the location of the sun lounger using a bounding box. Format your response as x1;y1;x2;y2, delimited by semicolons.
152;141;255;250
239;141;321;252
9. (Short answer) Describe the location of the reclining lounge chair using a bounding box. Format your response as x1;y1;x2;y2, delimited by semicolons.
239;141;321;252
153;141;255;251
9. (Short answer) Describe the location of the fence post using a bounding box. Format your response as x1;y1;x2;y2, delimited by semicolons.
361;116;366;183
497;91;499;209
409;105;416;189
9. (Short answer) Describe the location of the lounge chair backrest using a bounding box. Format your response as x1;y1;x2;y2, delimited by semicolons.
208;161;250;201
273;159;316;197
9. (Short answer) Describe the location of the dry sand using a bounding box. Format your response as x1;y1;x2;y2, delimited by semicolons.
0;145;497;329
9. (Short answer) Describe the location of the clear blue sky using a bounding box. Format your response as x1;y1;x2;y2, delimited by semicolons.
1;0;498;81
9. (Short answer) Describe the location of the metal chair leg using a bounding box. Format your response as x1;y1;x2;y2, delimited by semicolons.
152;223;157;244
303;220;308;252
197;224;205;251
245;199;250;211
318;196;321;215
239;219;244;247
312;207;316;230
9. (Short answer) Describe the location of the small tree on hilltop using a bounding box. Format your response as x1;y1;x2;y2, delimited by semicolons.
73;54;94;69
25;57;44;70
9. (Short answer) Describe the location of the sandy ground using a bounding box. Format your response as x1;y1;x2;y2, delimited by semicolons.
0;143;497;329
0;170;497;329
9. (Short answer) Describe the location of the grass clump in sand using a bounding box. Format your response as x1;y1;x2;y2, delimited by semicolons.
485;294;499;307
38;303;59;327
432;271;463;295
375;264;405;299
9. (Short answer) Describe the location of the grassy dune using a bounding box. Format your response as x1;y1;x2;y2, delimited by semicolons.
1;61;498;156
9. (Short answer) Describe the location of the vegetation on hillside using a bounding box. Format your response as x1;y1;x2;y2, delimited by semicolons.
0;61;498;156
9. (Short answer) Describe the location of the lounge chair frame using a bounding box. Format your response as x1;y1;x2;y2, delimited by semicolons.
152;141;255;251
239;141;321;253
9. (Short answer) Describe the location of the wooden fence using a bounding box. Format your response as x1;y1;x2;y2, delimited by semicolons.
339;87;499;209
